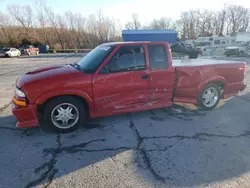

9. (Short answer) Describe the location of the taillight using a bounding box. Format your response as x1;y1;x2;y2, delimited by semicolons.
243;63;246;76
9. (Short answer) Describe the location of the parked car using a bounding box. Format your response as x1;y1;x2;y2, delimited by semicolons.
224;41;250;57
0;47;21;57
170;42;199;59
12;41;247;132
19;45;39;56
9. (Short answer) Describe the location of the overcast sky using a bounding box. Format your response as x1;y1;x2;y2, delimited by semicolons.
0;0;250;27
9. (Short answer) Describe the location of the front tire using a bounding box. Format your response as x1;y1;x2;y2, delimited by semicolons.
198;84;221;110
239;51;244;56
43;96;87;133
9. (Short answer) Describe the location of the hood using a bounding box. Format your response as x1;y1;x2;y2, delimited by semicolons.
16;64;93;103
16;64;80;88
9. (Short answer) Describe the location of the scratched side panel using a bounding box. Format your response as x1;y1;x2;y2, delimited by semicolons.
174;66;205;98
174;63;246;102
91;71;149;117
147;69;175;107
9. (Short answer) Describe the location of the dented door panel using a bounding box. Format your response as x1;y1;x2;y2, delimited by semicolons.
92;70;150;112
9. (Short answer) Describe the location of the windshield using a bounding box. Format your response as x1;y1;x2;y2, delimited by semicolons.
77;45;114;72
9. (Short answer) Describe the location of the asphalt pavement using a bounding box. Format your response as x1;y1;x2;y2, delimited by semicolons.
1;54;250;188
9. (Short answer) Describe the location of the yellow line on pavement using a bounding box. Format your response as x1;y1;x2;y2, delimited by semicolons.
174;100;226;111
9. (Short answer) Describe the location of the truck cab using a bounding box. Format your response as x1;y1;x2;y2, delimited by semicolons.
19;45;39;56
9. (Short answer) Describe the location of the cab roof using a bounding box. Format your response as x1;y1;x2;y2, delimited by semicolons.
101;41;169;47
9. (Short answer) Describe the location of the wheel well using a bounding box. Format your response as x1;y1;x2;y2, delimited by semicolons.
210;81;224;90
37;95;89;120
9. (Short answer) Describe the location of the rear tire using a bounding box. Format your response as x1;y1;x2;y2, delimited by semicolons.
198;84;221;110
188;52;199;59
43;96;87;133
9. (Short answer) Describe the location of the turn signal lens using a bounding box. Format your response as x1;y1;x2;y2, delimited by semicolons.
12;97;27;107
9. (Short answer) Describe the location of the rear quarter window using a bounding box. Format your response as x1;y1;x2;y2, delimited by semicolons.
148;45;168;69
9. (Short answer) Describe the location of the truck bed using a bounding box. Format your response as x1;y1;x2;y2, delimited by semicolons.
172;58;246;104
173;58;244;67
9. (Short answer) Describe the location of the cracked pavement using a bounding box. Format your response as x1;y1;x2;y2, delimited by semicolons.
1;55;250;188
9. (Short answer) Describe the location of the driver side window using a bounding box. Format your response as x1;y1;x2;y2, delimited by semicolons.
100;45;146;74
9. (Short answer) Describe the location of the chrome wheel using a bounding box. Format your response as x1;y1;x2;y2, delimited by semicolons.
202;87;219;107
51;103;79;129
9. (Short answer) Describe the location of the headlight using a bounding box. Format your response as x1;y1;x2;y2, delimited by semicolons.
15;87;26;98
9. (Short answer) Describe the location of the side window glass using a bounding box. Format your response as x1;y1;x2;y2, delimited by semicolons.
148;45;168;69
102;46;146;73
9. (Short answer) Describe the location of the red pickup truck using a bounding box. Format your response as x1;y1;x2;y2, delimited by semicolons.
12;41;247;132
20;45;39;56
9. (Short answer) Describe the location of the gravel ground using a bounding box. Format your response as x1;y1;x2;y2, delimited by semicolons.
1;54;250;188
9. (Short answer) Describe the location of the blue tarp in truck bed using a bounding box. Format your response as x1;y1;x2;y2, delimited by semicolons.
122;29;178;44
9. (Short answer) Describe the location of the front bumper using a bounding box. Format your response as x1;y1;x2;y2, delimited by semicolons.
224;50;239;56
11;101;39;128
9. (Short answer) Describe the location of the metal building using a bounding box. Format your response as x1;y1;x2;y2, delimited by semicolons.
122;29;178;44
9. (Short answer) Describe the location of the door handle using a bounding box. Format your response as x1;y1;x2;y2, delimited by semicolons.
141;74;149;79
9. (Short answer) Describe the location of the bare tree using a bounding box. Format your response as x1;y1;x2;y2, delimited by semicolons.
0;10;20;47
65;11;80;48
2;1;250;48
197;10;214;36
125;13;141;30
218;5;228;35
35;0;52;46
226;5;250;34
178;10;200;39
86;11;120;47
0;11;8;46
146;17;173;29
7;4;33;33
44;6;65;49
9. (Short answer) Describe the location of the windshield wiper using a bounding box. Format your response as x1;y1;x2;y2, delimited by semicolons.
70;62;96;74
70;62;85;72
